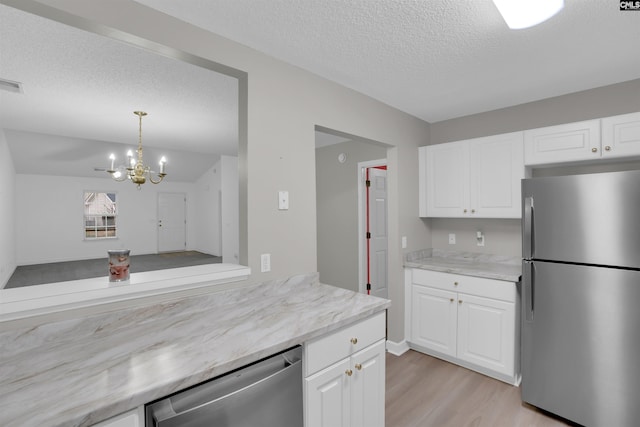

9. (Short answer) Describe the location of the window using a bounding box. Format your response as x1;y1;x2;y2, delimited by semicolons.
84;191;117;239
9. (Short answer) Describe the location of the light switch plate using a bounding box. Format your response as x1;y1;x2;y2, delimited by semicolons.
278;191;289;210
448;233;456;245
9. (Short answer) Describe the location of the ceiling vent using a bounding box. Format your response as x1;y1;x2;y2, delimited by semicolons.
0;78;23;94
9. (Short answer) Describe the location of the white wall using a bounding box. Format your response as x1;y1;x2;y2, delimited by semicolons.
14;0;432;343
220;155;239;264
194;162;221;256
192;155;238;261
15;174;200;264
0;129;16;288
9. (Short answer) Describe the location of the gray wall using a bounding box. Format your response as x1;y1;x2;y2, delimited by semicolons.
430;79;640;144
0;129;15;288
316;140;387;292
18;0;432;342
428;79;640;256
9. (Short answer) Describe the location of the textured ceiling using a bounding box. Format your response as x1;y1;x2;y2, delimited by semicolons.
134;0;640;123
0;3;238;181
2;1;640;180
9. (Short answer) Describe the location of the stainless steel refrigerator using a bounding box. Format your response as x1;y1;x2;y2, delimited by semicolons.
521;170;640;427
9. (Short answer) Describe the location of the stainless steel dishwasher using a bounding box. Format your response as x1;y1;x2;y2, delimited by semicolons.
145;346;303;427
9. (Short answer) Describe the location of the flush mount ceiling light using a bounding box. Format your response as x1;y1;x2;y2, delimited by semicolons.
492;0;564;30
107;111;167;189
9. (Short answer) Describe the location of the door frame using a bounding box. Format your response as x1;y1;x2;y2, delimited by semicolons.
357;159;387;295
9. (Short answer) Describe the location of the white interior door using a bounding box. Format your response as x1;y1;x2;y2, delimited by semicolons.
367;167;388;299
158;192;186;253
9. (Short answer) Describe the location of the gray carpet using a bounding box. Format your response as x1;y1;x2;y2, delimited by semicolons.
5;251;222;289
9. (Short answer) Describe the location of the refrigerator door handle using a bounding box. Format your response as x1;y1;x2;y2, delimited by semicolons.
523;261;534;322
523;196;535;259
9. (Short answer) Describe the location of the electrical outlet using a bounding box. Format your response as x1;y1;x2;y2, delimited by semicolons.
261;253;271;272
402;236;407;249
448;233;456;245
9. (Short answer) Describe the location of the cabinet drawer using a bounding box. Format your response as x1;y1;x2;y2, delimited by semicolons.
412;269;516;302
304;311;385;376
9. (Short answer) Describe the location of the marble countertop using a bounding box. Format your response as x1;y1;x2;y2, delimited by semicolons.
404;249;522;282
0;273;389;427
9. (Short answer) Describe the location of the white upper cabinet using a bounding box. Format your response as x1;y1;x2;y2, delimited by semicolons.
525;113;640;165
419;112;640;219
420;132;524;218
601;112;640;159
524;119;600;165
469;133;525;218
420;141;469;217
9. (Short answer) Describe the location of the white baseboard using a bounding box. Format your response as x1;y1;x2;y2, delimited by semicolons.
386;339;410;356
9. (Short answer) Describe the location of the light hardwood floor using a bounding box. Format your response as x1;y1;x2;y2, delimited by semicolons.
386;350;577;427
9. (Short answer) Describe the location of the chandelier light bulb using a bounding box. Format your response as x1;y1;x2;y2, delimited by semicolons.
159;156;167;174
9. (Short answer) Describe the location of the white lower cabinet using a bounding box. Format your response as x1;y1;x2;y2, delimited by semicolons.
407;269;520;385
411;286;457;357
304;312;386;427
91;407;142;427
457;293;515;375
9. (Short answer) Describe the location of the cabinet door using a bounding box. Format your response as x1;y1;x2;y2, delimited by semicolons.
305;358;351;427
457;293;515;376
524;119;600;165
601;112;640;159
351;340;386;427
469;132;524;218
425;141;469;217
91;408;140;427
411;285;457;357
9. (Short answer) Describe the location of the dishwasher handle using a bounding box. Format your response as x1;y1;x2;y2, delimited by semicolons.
147;348;303;427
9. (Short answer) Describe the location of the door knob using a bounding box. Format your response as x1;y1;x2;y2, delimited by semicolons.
345;369;353;377
350;337;358;345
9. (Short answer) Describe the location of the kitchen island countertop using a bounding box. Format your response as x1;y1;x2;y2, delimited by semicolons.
0;273;389;427
405;249;522;282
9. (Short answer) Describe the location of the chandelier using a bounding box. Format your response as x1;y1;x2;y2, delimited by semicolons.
107;111;167;188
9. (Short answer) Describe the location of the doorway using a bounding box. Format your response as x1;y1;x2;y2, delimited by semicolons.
157;192;187;253
315;128;388;294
